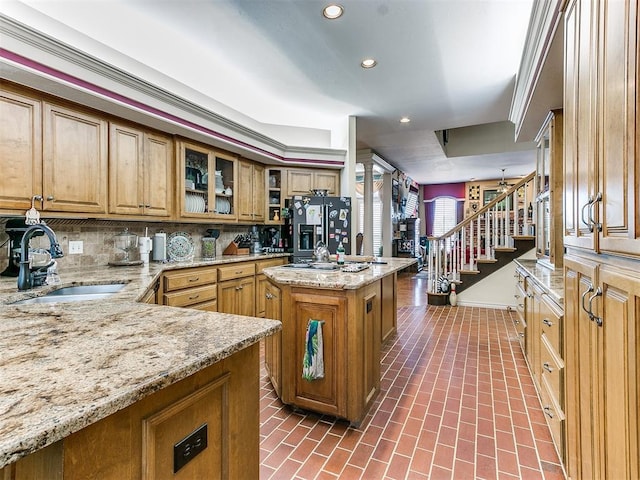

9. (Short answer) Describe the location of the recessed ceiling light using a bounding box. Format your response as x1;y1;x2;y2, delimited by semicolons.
400;117;411;123
361;58;377;69
323;4;344;19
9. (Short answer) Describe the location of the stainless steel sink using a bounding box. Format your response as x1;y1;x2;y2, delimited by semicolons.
13;283;126;305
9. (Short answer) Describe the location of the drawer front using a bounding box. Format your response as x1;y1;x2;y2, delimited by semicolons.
164;267;217;292
540;373;565;458
540;335;564;405
539;295;563;355
192;299;217;312
218;263;256;281
164;285;217;307
256;257;286;273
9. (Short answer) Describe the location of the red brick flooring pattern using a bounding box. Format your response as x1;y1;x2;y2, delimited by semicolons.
259;300;566;479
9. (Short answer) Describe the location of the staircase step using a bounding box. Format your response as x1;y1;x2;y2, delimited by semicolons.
513;235;535;240
476;258;498;264
460;271;480;276
494;247;517;252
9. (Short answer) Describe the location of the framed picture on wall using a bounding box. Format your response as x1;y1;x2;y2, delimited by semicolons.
483;189;511;209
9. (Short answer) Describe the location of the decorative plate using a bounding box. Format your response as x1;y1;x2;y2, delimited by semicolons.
167;231;195;262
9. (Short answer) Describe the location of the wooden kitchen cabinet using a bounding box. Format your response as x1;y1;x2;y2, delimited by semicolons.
273;279;381;426
263;280;282;397
564;0;639;256
285;168;340;197
513;268;528;350
178;140;238;222
0;84;42;211
237;159;265;223
5;344;260;480
255;257;286;318
562;2;639;478
217;263;256;316
108;122;173;218
265;168;285;224
380;272;397;344
564;255;639;480
43;101;108;214
534;110;563;268
161;266;217;310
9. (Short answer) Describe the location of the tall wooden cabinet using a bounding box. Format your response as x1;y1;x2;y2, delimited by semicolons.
562;0;639;478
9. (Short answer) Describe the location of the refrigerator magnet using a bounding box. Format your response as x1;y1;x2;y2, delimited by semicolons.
339;209;348;220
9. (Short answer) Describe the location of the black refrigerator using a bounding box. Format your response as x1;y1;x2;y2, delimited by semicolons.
290;195;351;262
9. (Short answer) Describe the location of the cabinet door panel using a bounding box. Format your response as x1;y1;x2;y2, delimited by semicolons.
597;0;638;255
597;266;639;480
109;123;143;215
144;132;173;217
564;255;599;479
289;292;347;417
43;103;107;213
0;87;42;210
564;0;597;250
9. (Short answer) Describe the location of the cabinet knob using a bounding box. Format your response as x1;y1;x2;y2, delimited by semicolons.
138;204;145;208
46;195;55;201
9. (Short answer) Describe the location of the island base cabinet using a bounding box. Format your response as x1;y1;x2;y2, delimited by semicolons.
279;281;381;426
5;344;260;480
285;291;347;419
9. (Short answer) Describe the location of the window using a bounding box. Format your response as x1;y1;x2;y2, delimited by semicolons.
357;193;383;255
432;196;457;237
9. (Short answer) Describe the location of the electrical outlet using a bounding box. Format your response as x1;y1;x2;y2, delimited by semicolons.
174;424;208;473
68;240;83;254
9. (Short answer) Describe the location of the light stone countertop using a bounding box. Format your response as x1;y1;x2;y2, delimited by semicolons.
0;253;287;468
263;257;417;289
514;259;564;306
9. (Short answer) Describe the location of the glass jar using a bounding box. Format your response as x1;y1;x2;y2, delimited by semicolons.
201;237;217;259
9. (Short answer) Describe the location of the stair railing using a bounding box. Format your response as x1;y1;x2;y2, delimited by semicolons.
426;172;536;293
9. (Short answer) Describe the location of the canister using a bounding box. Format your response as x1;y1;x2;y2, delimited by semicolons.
152;233;167;261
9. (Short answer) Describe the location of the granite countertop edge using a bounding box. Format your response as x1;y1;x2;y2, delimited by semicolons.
513;259;564;306
0;253;288;468
262;257;417;289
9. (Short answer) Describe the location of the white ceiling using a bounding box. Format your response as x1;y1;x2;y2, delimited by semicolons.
6;0;538;185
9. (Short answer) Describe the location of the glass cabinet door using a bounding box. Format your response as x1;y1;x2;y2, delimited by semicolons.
212;151;236;218
180;142;236;219
183;144;211;217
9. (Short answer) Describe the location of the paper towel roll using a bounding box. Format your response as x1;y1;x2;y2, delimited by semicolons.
152;233;167;261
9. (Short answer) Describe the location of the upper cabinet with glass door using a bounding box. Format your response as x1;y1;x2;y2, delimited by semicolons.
178;140;237;221
534;110;563;268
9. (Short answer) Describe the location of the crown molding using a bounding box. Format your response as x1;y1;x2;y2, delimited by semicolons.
509;0;564;140
0;13;346;167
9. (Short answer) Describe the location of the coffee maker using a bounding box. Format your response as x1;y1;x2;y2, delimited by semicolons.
1;218;44;277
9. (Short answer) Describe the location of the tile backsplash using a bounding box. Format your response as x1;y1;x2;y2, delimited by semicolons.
0;217;253;271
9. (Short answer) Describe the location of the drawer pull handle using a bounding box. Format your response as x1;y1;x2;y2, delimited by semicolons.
189;294;200;300
514;319;520;325
519;332;525;338
514;294;521;299
189;277;200;282
518;303;524;308
543;362;553;373
543;406;554;419
543;319;553;327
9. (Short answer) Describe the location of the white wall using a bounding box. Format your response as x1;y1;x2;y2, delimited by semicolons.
456;248;536;309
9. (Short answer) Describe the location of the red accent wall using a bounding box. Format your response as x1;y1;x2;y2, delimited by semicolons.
422;183;466;200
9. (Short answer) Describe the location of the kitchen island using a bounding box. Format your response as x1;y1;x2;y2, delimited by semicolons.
261;257;416;426
0;255;284;479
